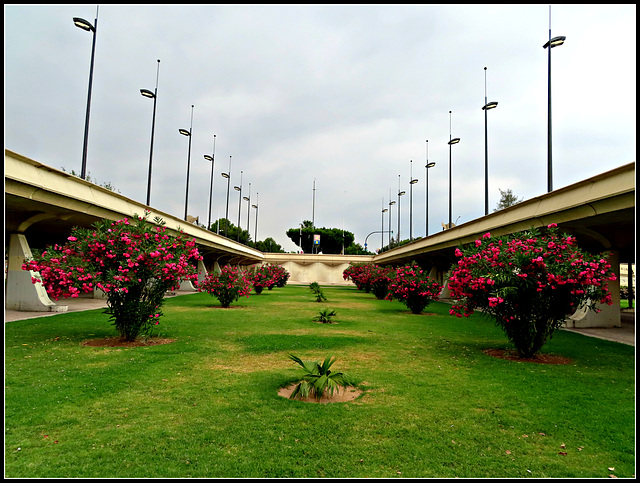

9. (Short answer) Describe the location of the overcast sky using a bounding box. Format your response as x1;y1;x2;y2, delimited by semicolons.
4;4;636;253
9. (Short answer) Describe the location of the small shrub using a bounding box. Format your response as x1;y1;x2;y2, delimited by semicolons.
196;265;252;308
288;354;353;400
313;308;337;323
386;263;442;314
309;282;327;302
248;265;276;294
369;265;393;300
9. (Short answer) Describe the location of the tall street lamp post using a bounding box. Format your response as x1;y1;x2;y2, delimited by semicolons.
543;6;566;192
397;175;406;243
381;198;388;252
243;182;251;239
73;6;99;180
409;160;418;241
179;105;194;221
447;111;460;229
252;193;259;243
234;171;243;241
140;59;160;206
221;156;232;237
204;134;216;230
388;190;396;247
425;140;436;237
482;67;498;215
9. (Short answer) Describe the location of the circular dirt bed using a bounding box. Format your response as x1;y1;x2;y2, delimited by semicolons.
81;337;176;348
484;348;572;365
278;384;363;403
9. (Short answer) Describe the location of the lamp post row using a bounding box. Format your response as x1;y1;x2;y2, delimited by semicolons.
73;8;258;239
73;7;561;246
382;6;564;245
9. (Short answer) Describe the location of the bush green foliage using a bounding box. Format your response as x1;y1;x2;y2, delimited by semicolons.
22;212;200;341
288;354;352;400
448;224;616;357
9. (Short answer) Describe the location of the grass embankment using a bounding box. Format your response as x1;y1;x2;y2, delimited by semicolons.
4;285;635;478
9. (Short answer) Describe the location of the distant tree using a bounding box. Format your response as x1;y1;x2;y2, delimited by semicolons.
345;242;372;255
494;188;523;212
286;222;355;254
255;237;285;253
209;217;251;244
60;167;120;193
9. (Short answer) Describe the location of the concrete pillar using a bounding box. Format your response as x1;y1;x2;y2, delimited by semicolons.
178;258;208;291
565;250;621;328
5;233;68;312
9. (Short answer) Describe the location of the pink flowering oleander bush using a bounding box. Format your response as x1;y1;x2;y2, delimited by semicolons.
343;263;373;292
22;212;201;341
448;224;617;357
249;264;276;294
195;265;252;308
386;263;443;314
369;265;393;300
270;264;290;288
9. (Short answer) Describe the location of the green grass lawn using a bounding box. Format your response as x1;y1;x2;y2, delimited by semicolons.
4;284;635;478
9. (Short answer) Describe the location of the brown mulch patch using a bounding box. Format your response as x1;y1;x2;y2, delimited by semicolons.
81;337;176;348
484;348;573;365
278;384;363;404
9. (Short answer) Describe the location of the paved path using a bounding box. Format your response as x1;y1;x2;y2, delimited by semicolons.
4;295;635;347
563;311;635;346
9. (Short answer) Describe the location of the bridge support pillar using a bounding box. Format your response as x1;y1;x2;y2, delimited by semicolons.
178;258;208;291
5;233;68;312
564;250;621;328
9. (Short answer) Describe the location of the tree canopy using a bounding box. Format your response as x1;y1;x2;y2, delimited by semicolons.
494;188;524;212
286;221;356;254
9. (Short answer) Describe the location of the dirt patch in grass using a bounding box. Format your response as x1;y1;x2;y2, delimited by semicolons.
81;337;176;348
484;349;573;365
278;383;364;403
203;350;383;374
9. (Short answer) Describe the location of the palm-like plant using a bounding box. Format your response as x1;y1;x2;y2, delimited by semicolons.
313;308;337;323
288;354;352;401
309;282;327;302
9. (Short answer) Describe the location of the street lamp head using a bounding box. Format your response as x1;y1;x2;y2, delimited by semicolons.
389;200;396;206
73;17;95;32
243;196;250;201
252;204;258;209
221;172;230;179
179;128;191;137
234;186;241;192
426;162;436;169
410;179;418;185
204;155;213;162
398;190;406;196
448;138;460;145
482;101;498;110
544;35;566;49
382;208;388;213
140;88;155;99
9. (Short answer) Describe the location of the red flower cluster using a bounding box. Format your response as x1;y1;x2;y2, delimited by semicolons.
343;263;374;293
22;212;201;341
247;263;290;294
448;223;616;357
386;263;442;314
344;262;442;312
196;265;252;308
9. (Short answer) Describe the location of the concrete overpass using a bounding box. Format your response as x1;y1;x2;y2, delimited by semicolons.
4;149;635;328
5;149;265;312
372;161;635;328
